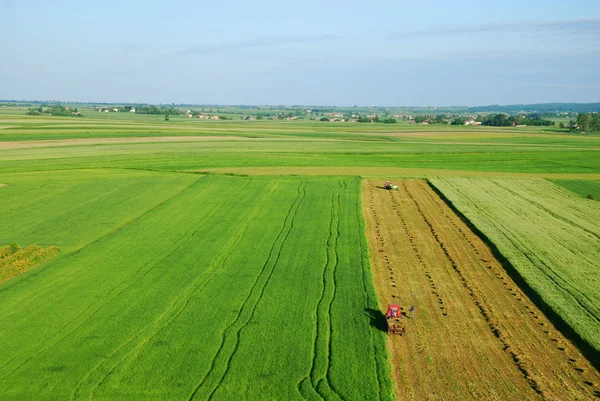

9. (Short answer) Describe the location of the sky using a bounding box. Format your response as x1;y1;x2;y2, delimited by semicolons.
1;0;599;106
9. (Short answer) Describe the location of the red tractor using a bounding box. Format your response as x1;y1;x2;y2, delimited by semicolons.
384;181;393;190
386;304;405;335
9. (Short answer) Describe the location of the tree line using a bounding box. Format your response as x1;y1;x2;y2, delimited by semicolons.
26;105;83;117
572;113;600;133
480;113;554;127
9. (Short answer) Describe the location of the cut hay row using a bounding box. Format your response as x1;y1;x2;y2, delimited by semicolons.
430;177;600;356
363;180;600;400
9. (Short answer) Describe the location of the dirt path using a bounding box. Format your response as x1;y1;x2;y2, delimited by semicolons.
363;179;600;400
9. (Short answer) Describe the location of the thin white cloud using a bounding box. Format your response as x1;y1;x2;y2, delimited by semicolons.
388;18;600;39
173;35;344;56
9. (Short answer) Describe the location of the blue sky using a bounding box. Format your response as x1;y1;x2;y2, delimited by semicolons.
1;0;599;106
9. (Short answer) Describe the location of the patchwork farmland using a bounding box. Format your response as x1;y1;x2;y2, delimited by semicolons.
1;112;600;399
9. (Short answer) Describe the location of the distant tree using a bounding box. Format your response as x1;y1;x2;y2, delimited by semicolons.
452;117;465;126
591;113;600;132
577;113;590;132
165;114;170;121
559;122;565;129
573;113;600;132
568;120;577;131
481;113;510;126
320;117;330;122
382;118;397;124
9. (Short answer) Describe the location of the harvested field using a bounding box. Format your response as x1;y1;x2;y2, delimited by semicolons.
363;179;600;400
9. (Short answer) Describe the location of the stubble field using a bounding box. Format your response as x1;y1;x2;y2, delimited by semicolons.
363;180;600;400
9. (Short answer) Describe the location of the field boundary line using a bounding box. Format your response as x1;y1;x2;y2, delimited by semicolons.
360;182;394;401
443;181;600;327
427;180;600;370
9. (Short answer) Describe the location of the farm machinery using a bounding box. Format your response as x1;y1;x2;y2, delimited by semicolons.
384;181;398;190
385;303;405;335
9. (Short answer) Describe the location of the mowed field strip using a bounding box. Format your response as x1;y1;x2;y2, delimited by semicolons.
430;178;600;357
363;180;600;400
0;171;392;400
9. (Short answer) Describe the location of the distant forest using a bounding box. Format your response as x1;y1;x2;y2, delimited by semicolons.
469;103;600;113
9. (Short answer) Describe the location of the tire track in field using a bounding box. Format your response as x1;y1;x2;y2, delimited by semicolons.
402;182;545;398
74;180;279;401
0;175;205;318
323;181;346;399
188;181;307;401
0;176;228;380
298;181;345;401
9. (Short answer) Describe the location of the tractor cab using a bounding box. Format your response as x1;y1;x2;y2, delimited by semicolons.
386;303;405;336
386;303;401;318
384;181;393;190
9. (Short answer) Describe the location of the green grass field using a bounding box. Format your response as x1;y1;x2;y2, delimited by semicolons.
0;171;392;400
430;177;600;355
1;110;600;399
552;179;600;201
